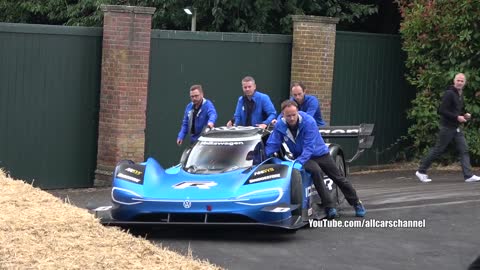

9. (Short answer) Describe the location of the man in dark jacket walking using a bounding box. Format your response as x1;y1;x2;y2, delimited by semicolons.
415;73;480;183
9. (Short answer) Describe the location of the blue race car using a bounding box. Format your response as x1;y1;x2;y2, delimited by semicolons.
98;125;374;230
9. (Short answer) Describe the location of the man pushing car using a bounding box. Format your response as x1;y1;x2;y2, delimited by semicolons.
177;84;218;146
265;100;366;219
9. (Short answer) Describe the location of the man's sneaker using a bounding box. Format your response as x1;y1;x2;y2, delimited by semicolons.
415;171;432;183
465;175;480;183
354;202;366;217
325;207;337;219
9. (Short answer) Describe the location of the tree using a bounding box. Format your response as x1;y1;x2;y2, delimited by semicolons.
397;0;480;162
0;0;378;34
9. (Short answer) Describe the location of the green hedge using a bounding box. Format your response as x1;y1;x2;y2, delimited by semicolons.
398;0;480;163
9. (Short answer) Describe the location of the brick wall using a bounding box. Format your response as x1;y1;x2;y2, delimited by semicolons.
95;5;156;181
290;15;339;124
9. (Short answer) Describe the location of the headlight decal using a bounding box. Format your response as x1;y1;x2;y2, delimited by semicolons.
111;187;143;205
235;187;283;206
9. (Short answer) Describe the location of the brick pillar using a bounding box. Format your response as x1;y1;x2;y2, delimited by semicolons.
95;5;156;182
290;15;339;124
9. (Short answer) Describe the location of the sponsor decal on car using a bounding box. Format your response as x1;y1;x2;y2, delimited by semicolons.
125;167;142;175
270;207;290;213
319;128;359;134
249;173;282;183
116;164;145;184
306;179;333;195
117;173;142;183
211;126;256;131
246;164;288;184
200;141;244;146
323;177;334;191
254;167;275;176
173;181;218;189
306;184;316;197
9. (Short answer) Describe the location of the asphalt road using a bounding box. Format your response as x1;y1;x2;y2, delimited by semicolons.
49;170;480;270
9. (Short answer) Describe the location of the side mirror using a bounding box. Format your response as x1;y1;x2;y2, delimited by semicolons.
246;150;254;161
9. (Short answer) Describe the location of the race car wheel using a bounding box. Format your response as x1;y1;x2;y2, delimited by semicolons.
334;154;347;207
290;169;303;216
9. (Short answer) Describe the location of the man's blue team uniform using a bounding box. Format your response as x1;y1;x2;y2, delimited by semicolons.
234;91;276;126
265;111;365;217
265;111;328;165
290;95;326;126
177;98;217;143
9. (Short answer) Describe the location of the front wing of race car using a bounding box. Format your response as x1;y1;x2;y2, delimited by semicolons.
96;158;313;230
98;212;306;230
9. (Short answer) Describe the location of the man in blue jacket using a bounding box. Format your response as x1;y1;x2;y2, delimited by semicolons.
177;85;217;145
232;76;276;129
265;100;366;218
290;82;326;126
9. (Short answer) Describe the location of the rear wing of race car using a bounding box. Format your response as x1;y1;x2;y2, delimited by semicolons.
319;124;375;163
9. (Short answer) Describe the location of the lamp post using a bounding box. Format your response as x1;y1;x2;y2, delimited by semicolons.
183;7;197;32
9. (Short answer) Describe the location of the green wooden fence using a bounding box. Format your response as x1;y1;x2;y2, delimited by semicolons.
0;23;416;188
331;31;416;166
0;23;102;189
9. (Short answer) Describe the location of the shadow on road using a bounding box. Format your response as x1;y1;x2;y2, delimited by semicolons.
117;225;299;242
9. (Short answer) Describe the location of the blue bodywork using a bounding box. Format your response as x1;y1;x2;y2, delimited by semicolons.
103;127;340;229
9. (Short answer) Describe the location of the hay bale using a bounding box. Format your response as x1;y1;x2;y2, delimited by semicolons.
0;170;222;270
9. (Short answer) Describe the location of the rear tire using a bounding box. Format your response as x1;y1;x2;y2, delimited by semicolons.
290;169;303;216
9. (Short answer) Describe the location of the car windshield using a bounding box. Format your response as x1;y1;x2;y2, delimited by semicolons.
184;140;262;174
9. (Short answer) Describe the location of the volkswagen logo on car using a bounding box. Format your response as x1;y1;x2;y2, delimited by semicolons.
183;200;192;209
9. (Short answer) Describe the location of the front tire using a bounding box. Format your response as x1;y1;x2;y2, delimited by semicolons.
290;169;303;216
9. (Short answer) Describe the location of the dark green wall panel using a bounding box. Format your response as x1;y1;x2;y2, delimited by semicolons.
146;30;292;167
0;23;102;189
0;23;416;189
331;31;416;166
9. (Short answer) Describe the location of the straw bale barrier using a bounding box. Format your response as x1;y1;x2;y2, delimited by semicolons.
0;171;222;270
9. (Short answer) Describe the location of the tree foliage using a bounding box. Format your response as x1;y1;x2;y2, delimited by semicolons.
397;0;480;162
0;0;378;34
